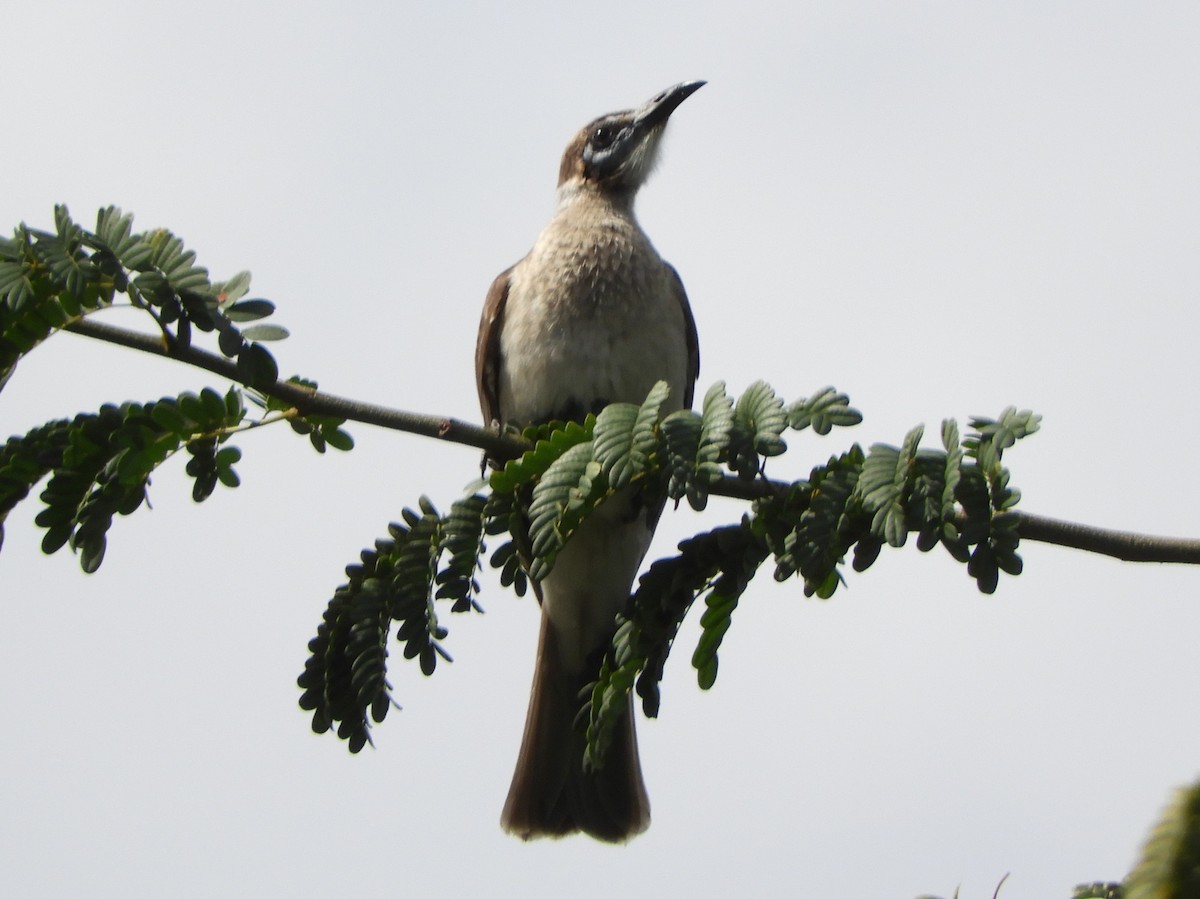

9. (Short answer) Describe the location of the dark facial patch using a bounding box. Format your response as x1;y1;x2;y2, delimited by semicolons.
580;113;636;182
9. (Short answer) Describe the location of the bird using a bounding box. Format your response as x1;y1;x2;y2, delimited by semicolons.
475;81;703;842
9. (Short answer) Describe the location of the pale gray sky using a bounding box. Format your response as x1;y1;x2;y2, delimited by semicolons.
3;3;1199;897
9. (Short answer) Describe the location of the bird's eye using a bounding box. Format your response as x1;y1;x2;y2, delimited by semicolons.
591;125;617;150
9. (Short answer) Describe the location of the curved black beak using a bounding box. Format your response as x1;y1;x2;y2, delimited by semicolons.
634;80;706;130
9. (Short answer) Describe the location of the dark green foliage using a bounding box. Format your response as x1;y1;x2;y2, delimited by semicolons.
527;441;605;581
728;379;788;476
756;448;866;597
0;205;287;390
12;209;1139;880
593;380;668;490
296;578;393;754
436;488;488;612
660;381;735;511
489;417;597;583
297;490;491;750
787;386;864;435
583;523;769;767
389;499;452;674
282;410;356;455
1073;884;1123;899
660;407;707;508
484;488;529;598
1;387;354;573
2;210;1043;798
299;379;1038;761
0;209;352;571
0;419;73;554
0;209;1183;896
486;418;593;494
1123;778;1200;899
1;389;248;571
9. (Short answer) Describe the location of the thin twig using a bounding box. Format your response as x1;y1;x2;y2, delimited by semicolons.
63;317;1200;566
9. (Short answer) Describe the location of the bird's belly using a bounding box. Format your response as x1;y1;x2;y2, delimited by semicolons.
497;287;687;426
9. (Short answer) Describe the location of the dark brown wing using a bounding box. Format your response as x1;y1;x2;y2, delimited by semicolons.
475;266;513;427
665;262;700;408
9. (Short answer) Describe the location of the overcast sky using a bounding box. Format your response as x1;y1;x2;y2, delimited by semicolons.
3;3;1200;897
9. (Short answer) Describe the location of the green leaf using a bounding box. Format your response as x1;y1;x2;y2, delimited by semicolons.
583;524;767;768
299;578;393;752
526;441;600;581
734;380;788;458
223;387;245;420
199;387;227;422
177;393;206;426
593;380;668;491
236;342;278;388
79;535;106;574
0;259;36;311
0;208;285;388
660;409;704;506
685;382;734;507
213;271;252;304
321;427;354;452
725;381;786;479
488;418;593;495
858;425;924;548
787;387;862;435
968;407;1041;456
217;326;243;357
940;419;962;520
43;208;94;300
963;407;1041;466
224;298;275;322
240;323;289;342
93;206;148;268
434;488;488;612
781;447;864;595
484;490;529;598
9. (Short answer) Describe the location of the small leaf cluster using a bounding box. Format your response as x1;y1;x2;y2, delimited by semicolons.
584;523;768;768
0;379;355;572
0;388;247;571
1072;884;1123;899
0;205;287;388
297;489;492;751
584;397;1034;760
253;377;355;454
0;208;358;572
757;407;1038;600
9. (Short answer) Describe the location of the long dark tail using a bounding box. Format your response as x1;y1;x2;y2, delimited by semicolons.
500;611;650;842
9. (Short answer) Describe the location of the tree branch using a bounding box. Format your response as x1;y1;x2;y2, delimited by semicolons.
63;317;1200;566
1006;511;1200;564
66;317;521;459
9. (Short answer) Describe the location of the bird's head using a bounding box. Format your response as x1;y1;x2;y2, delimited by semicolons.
557;80;705;197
